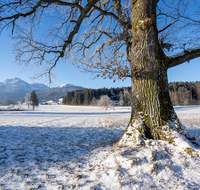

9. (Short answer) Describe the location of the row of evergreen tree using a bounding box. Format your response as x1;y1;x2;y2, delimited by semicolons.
62;87;131;106
62;81;200;106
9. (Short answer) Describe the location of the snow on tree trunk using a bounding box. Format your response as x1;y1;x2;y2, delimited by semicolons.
119;0;197;147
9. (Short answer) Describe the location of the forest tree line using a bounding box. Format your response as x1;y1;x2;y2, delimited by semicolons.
62;87;131;106
169;81;200;106
62;81;200;106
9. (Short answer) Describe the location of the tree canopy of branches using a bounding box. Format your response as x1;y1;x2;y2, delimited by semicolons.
1;0;200;147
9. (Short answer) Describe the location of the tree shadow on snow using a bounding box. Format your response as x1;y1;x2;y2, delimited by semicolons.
0;125;123;171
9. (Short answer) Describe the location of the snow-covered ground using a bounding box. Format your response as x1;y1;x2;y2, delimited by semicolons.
0;105;200;190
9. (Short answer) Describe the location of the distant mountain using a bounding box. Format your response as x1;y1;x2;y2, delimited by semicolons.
0;77;48;92
0;78;84;103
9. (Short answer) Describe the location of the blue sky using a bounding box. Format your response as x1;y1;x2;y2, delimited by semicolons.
0;30;132;89
1;30;200;89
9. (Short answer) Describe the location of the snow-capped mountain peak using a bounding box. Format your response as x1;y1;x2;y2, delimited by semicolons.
60;83;75;88
0;78;48;92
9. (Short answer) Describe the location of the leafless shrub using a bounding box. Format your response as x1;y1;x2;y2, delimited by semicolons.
98;95;114;115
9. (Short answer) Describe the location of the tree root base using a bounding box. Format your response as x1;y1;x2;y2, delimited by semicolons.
118;119;200;153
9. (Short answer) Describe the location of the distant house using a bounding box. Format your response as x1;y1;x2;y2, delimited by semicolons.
114;101;120;106
40;99;63;105
58;98;63;104
41;100;54;105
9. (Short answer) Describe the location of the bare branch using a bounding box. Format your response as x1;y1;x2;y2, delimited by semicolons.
113;0;124;19
59;0;99;58
0;1;43;22
93;5;119;21
54;0;83;11
168;48;200;69
93;5;131;29
158;19;179;33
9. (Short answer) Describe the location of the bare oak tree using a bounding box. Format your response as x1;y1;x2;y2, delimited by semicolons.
1;0;200;146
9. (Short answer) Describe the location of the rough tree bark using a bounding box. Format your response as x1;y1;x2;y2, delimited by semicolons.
119;0;193;146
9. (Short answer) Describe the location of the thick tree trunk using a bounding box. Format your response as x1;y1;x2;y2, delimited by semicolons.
119;0;194;146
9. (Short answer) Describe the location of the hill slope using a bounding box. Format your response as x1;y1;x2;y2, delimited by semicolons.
36;86;85;102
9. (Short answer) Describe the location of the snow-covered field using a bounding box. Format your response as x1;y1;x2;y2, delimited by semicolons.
0;105;200;190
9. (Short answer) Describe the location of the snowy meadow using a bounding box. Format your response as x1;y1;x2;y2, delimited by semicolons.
0;105;200;190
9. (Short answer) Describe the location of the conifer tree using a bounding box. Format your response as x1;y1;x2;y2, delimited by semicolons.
30;91;39;111
74;91;81;105
65;92;73;105
84;90;89;105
